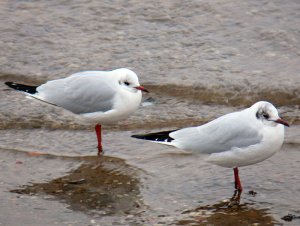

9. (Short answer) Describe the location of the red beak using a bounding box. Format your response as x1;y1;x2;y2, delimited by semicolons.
134;86;149;93
275;118;290;127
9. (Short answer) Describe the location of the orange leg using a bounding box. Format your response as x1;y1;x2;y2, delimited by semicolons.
95;124;103;156
230;167;243;204
234;167;243;192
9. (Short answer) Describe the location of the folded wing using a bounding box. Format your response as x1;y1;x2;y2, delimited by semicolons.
170;111;263;154
34;71;116;114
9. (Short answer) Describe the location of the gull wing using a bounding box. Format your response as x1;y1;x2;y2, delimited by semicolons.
170;111;263;154
34;71;117;114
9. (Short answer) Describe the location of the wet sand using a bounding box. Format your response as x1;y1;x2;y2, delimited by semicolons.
1;0;300;225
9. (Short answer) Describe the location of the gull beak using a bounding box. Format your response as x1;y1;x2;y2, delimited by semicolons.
134;86;149;93
275;118;290;127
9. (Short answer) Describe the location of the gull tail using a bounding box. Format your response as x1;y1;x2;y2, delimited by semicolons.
132;130;176;143
5;82;37;94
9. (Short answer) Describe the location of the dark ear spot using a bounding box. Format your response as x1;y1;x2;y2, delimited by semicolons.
256;109;270;120
256;111;260;119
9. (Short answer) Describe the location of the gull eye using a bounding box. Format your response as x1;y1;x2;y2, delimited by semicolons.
262;112;269;119
124;81;130;86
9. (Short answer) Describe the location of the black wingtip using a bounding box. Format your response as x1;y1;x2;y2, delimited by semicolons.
131;134;149;139
5;81;37;94
132;130;176;142
5;81;14;86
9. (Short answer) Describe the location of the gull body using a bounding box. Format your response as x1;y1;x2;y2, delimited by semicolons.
170;101;285;168
5;68;148;154
132;101;289;201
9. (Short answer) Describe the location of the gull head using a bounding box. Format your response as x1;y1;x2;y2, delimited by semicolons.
113;68;148;93
252;101;289;127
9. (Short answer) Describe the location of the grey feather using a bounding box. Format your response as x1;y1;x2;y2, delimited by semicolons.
34;71;116;114
170;111;263;154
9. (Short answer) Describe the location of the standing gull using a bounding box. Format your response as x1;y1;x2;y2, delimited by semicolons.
5;68;148;155
132;101;289;202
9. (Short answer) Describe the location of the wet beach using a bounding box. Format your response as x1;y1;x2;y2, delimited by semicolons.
1;0;300;225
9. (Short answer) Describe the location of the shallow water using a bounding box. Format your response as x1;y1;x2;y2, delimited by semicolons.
1;0;300;225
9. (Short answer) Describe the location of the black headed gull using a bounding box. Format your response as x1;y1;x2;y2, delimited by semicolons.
132;101;289;202
5;68;148;155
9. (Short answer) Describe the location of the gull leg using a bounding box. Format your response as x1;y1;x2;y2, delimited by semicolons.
95;124;103;156
230;167;243;205
234;167;243;193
